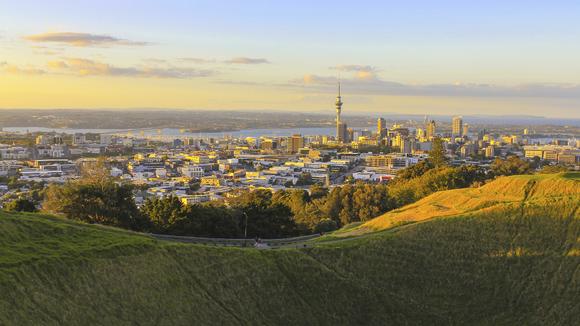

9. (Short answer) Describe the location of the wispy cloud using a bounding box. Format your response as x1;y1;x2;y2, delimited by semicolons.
179;57;217;64
1;62;46;75
330;64;379;81
46;57;214;78
142;58;167;64
23;32;149;47
225;57;270;64
295;72;580;99
331;64;377;72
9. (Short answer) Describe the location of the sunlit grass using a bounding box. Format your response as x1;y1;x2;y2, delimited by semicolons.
0;172;578;325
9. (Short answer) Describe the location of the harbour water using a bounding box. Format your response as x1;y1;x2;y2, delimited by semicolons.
3;126;369;139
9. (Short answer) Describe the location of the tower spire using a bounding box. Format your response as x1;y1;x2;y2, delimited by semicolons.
335;80;344;142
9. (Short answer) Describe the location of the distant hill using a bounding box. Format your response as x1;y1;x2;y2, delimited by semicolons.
0;173;578;325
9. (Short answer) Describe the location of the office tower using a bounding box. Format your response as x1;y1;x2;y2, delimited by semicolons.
337;122;348;143
452;116;463;137
427;120;436;140
347;128;354;143
416;128;425;140
287;134;303;153
400;139;413;154
485;146;495;158
462;123;469;137
73;133;86;145
377;117;387;138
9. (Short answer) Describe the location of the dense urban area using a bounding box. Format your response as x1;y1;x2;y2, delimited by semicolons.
1;104;578;238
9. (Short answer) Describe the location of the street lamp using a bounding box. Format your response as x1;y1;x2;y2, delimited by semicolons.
243;212;249;238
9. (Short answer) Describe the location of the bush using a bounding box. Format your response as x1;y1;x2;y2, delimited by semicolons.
4;198;37;212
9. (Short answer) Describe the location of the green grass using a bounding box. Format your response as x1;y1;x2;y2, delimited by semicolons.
336;172;580;235
0;173;579;325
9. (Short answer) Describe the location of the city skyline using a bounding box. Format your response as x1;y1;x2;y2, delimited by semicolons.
1;1;580;118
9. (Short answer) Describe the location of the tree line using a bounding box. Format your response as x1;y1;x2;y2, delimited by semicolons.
3;151;558;238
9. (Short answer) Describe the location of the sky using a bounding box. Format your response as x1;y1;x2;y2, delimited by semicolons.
1;0;580;118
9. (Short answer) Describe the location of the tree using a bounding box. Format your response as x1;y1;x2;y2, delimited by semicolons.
295;172;314;186
309;184;328;200
396;160;435;181
428;137;447;167
314;218;338;233
229;189;298;238
539;165;568;174
43;180;147;230
170;204;240;238
491;156;532;176
4;198;37;212
140;196;185;232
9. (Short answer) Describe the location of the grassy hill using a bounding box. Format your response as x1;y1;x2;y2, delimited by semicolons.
334;172;580;236
1;173;579;325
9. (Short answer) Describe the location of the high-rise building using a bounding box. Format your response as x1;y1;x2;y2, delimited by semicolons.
377;117;386;138
261;139;277;151
485;146;495;158
73;133;86;145
337;122;348;143
400;139;413;154
287;134;303;154
452;116;463;137
35;135;49;145
462;123;469;137
416;128;425;140
426;120;436;140
347;128;354;143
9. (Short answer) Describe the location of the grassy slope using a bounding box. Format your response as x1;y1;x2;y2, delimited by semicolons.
348;172;580;234
0;173;579;325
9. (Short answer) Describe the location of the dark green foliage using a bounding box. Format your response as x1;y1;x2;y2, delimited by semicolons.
3;198;37;212
140;196;185;231
396;159;435;181
309;184;328;200
228;189;299;238
428;137;447;167
539;165;569;174
172;204;240;238
314;218;338;233
43;181;147;230
295;172;314;186
491;155;532;176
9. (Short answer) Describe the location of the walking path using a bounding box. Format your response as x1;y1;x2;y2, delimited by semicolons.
150;233;321;249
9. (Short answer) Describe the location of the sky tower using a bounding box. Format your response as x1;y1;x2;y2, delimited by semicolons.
335;82;343;140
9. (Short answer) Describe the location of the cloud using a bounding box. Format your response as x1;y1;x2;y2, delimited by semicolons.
23;32;149;47
331;64;377;72
2;63;46;75
180;57;216;64
303;74;337;85
47;57;215;78
295;73;580;99
329;64;380;81
142;58;167;64
225;57;270;64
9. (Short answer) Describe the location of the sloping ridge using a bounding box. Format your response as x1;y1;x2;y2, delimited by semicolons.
0;173;578;325
358;172;580;233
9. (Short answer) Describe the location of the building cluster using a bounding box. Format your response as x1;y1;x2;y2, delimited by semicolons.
0;85;578;206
